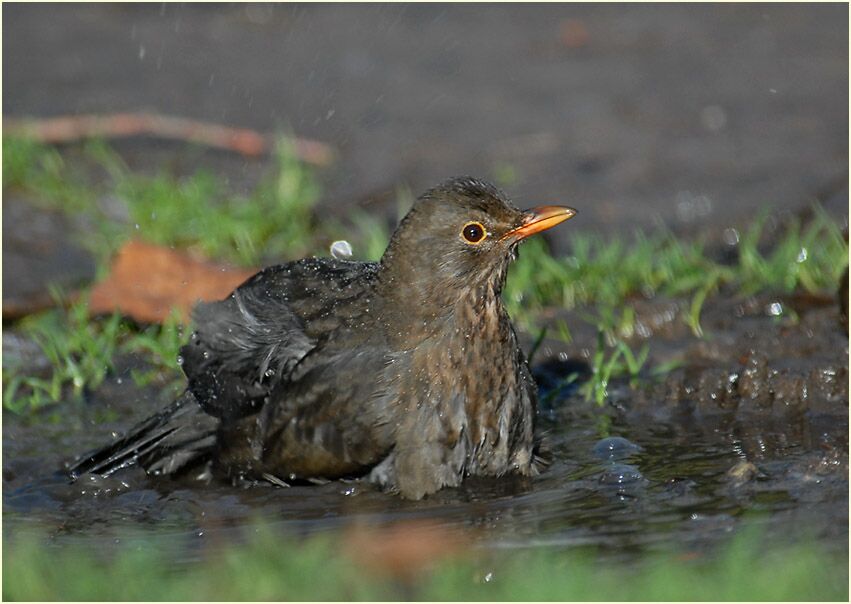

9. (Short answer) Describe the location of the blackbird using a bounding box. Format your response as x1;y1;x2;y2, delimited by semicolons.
70;177;576;499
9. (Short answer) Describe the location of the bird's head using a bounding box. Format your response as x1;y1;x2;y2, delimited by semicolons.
379;177;576;307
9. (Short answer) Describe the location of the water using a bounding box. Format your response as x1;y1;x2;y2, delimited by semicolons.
4;370;847;563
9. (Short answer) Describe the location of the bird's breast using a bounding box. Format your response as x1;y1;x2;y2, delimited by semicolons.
387;294;532;475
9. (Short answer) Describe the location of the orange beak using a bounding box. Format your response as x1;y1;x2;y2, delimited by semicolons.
502;205;577;241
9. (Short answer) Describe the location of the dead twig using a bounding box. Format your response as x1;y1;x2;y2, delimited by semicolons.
3;112;335;166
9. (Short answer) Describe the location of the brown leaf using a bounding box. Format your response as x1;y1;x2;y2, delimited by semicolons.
342;519;471;582
89;240;256;324
559;19;590;49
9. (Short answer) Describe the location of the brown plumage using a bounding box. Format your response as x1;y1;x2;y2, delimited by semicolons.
69;177;576;499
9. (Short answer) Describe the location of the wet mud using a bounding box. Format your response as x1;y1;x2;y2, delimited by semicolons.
640;292;847;416
533;288;849;419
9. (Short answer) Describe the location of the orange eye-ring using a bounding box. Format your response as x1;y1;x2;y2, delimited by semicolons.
461;221;487;244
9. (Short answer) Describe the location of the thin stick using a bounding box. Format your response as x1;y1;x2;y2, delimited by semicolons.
3;112;335;166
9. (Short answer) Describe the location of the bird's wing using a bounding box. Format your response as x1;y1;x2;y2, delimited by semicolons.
218;344;398;480
180;258;379;421
68;390;218;478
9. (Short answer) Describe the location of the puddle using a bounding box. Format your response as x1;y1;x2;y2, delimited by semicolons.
4;346;847;565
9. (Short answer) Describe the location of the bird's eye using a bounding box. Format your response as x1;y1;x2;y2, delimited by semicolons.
461;221;487;244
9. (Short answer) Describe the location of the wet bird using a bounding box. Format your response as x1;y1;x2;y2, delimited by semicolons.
70;177;576;499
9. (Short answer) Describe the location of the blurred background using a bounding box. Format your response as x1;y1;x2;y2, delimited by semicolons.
4;3;848;242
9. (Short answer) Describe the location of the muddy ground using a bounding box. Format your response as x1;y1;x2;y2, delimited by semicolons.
3;2;848;573
3;3;848;238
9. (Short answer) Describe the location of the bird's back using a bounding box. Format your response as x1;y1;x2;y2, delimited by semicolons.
181;257;381;422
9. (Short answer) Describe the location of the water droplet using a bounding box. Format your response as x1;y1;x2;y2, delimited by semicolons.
176;355;184;366
675;191;714;223
484;572;494;583
722;227;740;246
592;437;642;460
598;463;643;485
264;368;275;377
330;240;353;259
766;301;783;316
796;247;808;263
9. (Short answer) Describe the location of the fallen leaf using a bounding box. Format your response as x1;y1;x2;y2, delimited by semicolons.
89;240;256;324
559;19;590;49
342;519;470;582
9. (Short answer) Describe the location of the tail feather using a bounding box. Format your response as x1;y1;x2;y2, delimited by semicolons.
68;391;219;479
532;429;553;473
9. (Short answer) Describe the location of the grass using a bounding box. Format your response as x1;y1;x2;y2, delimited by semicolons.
2;291;125;412
123;310;187;393
2;137;848;411
3;136;322;267
581;331;650;406
115;140;321;266
503;209;847;336
1;293;186;411
3;522;847;601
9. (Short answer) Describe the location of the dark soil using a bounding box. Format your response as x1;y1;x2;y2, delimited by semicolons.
2;196;97;318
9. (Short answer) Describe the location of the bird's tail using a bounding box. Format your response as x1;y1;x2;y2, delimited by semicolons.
68;390;220;479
